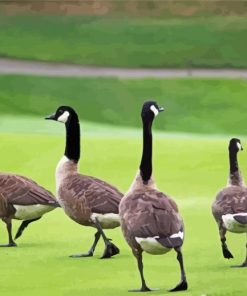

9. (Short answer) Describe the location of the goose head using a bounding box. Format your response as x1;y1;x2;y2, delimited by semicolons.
229;138;243;153
45;106;79;124
141;101;164;121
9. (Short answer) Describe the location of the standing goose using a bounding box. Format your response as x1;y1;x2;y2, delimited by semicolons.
45;106;123;258
0;173;59;246
212;138;247;267
119;101;188;292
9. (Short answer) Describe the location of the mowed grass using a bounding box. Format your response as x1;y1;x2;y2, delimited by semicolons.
0;120;247;296
0;75;247;135
0;15;247;68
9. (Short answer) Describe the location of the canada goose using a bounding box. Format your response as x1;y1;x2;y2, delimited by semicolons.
119;101;188;292
212;138;247;267
0;174;59;247
45;106;123;258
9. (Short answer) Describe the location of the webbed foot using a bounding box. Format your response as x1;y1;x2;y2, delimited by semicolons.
169;280;188;292
231;261;247;268
0;242;17;247
223;247;234;259
129;287;158;292
101;242;120;259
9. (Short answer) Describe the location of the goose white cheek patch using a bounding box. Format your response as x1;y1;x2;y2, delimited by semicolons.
237;142;242;151
150;105;159;117
58;111;70;123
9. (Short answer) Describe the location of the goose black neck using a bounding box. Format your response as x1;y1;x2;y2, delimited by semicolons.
64;115;80;163
140;118;153;183
229;150;239;174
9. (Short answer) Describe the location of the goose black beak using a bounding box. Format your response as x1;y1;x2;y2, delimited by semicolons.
45;113;56;120
158;107;165;112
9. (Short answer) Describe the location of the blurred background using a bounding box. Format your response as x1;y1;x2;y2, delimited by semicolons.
0;0;247;135
0;1;247;296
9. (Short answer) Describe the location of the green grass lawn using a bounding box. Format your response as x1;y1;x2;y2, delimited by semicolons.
0;75;247;135
0;119;247;296
0;15;247;68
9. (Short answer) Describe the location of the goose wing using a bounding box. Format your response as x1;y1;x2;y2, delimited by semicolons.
121;189;182;238
64;174;123;214
0;174;58;206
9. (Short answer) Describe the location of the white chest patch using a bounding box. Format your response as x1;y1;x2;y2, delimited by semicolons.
56;155;70;194
90;213;120;229
222;213;247;233
13;204;54;220
135;236;171;255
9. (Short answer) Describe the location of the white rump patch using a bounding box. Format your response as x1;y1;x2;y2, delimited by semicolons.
150;105;159;117
14;204;54;220
135;236;171;255
135;230;184;255
58;111;70;123
91;213;120;229
237;142;242;151
222;213;247;233
170;231;184;240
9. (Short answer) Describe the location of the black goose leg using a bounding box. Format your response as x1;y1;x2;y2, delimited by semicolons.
15;217;41;240
94;218;120;259
70;231;101;258
220;226;233;259
0;218;17;247
232;234;247;268
169;247;188;292
129;251;153;292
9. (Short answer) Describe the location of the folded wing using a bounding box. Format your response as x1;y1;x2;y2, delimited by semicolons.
64;174;123;214
0;174;58;206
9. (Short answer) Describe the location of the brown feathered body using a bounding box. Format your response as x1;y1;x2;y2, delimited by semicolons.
212;186;247;223
119;173;184;254
0;173;59;221
56;156;123;229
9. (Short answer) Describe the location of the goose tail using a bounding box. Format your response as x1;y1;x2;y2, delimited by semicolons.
156;229;184;249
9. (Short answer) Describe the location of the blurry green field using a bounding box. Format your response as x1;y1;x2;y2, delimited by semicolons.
0;118;247;296
0;75;247;135
0;15;247;68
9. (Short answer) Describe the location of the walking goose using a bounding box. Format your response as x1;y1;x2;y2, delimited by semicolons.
212;138;247;267
119;101;188;292
45;106;123;258
0;173;59;246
